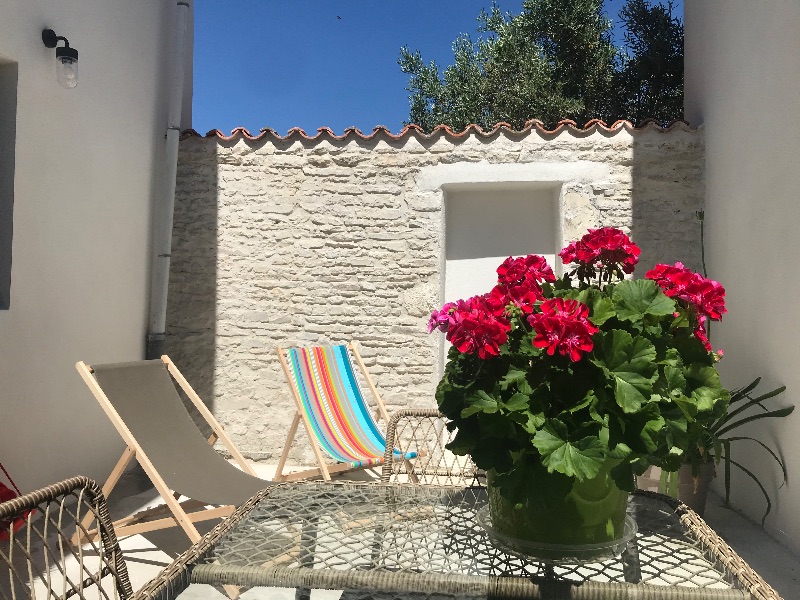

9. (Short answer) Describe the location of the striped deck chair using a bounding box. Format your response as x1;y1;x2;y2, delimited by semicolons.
276;343;420;481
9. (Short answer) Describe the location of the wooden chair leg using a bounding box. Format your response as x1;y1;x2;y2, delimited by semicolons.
274;412;301;481
72;446;135;546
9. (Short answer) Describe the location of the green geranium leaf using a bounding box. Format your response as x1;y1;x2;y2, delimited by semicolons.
575;288;617;325
520;411;546;434
610;461;636;492
664;412;689;448
478;411;518;438
436;381;468;418
639;414;666;453
664;365;686;396
672;334;714;366
660;348;682;368
460;390;498;417
608;402;664;454
499;367;527;391
469;445;514;472
595;330;658;413
533;427;606;480
445;418;480;455
517;378;535;395
608;442;633;460
504;393;530;412
518;338;542;358
612;279;676;323
568;390;595;413
685;364;727;413
672;394;698;421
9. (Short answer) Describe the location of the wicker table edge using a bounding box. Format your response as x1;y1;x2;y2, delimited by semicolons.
129;484;782;600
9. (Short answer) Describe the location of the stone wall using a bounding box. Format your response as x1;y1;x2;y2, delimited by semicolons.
168;123;705;464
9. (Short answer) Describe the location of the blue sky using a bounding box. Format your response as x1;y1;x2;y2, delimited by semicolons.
192;1;682;136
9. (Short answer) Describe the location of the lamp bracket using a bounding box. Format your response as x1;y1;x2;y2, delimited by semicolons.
42;29;70;49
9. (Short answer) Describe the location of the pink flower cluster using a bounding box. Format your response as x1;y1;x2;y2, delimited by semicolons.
427;302;456;333
559;227;641;275
527;298;599;362
645;262;727;350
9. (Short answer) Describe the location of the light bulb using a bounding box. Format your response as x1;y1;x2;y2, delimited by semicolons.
56;55;78;89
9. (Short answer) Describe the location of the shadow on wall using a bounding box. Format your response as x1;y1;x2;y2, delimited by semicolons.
166;137;218;412
630;128;704;275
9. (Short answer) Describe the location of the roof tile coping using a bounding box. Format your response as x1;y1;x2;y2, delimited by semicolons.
179;118;697;142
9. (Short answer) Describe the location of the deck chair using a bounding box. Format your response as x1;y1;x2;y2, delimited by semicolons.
75;356;271;545
275;343;420;481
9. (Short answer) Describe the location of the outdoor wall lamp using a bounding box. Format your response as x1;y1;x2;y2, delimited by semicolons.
41;29;78;88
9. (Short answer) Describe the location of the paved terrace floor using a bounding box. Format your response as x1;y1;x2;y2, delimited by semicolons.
106;463;799;599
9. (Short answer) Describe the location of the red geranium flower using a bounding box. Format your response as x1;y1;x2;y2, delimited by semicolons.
645;262;691;297
693;316;712;352
489;280;543;314
446;295;511;359
645;263;727;321
684;278;726;321
497;255;556;286
558;242;579;265
491;255;554;313
559;227;641;280
646;263;726;351
527;298;598;361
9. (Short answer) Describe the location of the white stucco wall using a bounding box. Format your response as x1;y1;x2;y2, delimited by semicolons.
0;0;193;489
685;0;800;553
444;184;560;303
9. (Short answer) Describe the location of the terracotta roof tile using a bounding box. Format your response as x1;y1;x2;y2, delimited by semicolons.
180;119;696;142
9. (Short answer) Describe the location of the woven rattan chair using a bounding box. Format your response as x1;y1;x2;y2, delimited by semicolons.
381;408;483;486
0;476;133;600
75;356;271;545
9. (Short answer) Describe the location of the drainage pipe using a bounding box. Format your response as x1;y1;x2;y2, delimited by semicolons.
146;0;190;359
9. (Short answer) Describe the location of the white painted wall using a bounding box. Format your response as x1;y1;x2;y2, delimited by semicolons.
444;184;560;304
0;0;193;490
685;0;800;553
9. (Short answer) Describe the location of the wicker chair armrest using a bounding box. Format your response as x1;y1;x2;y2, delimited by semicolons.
381;408;482;485
0;475;133;599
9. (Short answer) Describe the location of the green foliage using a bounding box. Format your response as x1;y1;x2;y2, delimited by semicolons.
681;378;794;525
399;0;683;131
613;0;684;125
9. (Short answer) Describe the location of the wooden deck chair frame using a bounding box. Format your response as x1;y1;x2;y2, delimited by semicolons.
74;356;258;545
275;343;418;482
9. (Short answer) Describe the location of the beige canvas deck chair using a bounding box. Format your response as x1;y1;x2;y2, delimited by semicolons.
276;343;421;482
75;356;270;545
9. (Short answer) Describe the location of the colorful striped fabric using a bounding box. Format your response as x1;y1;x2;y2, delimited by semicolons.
285;345;417;468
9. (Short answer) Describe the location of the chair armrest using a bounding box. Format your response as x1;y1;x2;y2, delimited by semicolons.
0;475;133;599
381;408;483;486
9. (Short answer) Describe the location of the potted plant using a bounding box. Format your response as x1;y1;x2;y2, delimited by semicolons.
429;227;729;551
666;377;793;522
